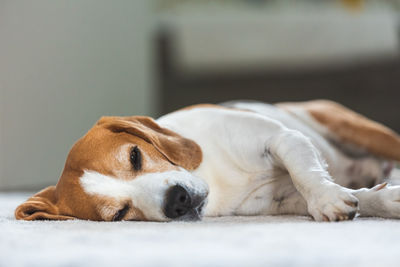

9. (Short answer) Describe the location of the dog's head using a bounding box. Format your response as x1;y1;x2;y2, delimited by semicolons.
15;116;208;222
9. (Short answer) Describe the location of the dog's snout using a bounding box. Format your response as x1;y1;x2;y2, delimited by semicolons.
164;185;192;219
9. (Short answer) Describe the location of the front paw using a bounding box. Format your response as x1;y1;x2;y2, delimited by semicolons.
307;184;359;222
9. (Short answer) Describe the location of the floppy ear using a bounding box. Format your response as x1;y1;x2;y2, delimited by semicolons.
97;116;202;170
15;186;75;220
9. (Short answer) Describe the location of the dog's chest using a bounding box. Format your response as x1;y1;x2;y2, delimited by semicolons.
157;106;305;216
193;162;294;216
231;174;281;215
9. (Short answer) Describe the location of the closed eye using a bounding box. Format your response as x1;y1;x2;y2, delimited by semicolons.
112;204;130;221
130;146;142;171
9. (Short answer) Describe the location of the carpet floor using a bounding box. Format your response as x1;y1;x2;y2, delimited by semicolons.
1;191;400;267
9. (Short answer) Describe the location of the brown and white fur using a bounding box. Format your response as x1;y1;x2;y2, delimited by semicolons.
15;100;400;222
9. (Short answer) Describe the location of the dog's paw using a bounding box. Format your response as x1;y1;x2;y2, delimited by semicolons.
370;183;400;218
307;184;359;222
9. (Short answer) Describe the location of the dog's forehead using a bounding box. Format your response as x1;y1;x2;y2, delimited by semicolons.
67;127;141;168
64;124;177;179
75;125;129;151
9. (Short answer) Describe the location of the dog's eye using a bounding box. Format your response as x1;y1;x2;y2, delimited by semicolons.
130;146;142;171
112;204;129;221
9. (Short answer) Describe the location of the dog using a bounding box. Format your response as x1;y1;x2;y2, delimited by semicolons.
15;100;400;222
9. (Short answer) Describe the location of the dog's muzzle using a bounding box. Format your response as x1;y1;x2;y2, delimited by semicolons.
163;185;207;221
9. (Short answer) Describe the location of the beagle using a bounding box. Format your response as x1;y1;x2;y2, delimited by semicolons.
15;100;400;222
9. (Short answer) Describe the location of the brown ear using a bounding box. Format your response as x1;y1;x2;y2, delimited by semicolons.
97;116;202;170
15;186;75;221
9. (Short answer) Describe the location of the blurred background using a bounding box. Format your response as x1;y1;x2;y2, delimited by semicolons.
1;0;399;191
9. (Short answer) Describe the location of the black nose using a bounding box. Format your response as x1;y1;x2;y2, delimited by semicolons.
164;185;193;219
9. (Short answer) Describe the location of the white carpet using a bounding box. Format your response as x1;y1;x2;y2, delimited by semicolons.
1;193;400;267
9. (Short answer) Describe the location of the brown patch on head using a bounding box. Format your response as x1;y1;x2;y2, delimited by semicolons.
96;116;202;170
15;116;203;221
278;100;400;162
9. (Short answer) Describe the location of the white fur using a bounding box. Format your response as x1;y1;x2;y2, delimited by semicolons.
80;169;208;221
157;104;371;221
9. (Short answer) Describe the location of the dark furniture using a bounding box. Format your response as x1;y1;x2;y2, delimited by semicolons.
156;31;400;132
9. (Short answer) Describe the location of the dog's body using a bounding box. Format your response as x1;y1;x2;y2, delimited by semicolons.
16;100;400;222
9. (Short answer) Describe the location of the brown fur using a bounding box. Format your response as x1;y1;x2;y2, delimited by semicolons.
15;116;202;221
278;100;400;162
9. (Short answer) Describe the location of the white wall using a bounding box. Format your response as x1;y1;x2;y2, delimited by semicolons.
0;1;155;190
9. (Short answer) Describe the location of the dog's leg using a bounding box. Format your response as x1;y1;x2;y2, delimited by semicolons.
269;130;359;221
334;155;393;189
349;183;400;218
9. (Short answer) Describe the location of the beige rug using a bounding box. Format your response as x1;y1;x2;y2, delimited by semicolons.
1;191;400;267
